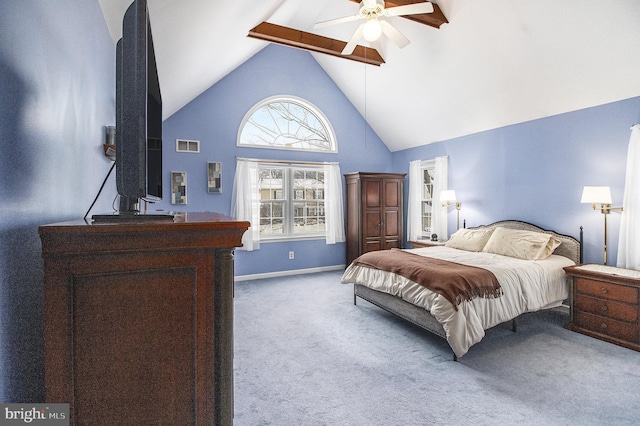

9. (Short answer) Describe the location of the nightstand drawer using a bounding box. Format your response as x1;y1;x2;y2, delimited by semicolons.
575;278;638;304
575;311;639;343
409;240;445;248
574;294;638;323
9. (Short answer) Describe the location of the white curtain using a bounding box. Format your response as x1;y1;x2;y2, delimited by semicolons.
231;158;261;251
617;124;640;269
432;156;449;240
324;163;345;244
407;160;423;241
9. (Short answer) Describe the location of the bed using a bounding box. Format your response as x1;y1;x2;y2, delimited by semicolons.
341;220;582;360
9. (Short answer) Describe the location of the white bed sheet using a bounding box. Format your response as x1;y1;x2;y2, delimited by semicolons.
341;246;574;357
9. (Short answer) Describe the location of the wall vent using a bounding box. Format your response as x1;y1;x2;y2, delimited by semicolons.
176;139;200;153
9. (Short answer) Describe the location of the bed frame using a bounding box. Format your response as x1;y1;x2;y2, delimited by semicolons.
353;220;582;361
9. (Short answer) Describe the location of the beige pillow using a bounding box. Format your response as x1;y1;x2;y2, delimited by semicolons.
538;236;562;260
481;227;561;260
445;228;494;252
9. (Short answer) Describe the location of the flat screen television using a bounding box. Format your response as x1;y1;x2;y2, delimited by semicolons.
109;0;168;219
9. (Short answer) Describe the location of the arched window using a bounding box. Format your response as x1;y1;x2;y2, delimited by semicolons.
237;96;337;153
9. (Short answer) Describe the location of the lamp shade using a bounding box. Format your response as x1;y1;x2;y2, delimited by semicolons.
581;186;612;204
440;190;457;203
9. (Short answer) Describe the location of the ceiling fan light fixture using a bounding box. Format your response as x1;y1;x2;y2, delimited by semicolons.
362;18;382;42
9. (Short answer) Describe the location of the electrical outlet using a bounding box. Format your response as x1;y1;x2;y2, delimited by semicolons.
289;251;294;260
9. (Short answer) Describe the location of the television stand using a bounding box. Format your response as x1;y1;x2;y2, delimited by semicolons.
40;212;249;425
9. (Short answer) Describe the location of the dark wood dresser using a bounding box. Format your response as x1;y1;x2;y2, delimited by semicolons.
344;172;406;265
564;264;640;352
39;212;249;425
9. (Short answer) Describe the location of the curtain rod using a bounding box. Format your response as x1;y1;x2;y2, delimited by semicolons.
236;157;338;166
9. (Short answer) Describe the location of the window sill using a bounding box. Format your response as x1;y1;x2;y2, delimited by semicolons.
260;235;326;244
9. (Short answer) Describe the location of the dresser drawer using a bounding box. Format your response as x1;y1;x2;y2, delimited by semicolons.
574;294;638;323
574;311;639;343
575;278;639;304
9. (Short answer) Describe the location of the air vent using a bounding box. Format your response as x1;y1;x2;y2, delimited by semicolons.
176;139;200;153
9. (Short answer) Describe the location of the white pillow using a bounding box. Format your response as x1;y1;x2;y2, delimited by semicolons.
481;227;561;260
444;228;494;252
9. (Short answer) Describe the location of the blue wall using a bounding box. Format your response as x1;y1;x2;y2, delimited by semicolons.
0;0;116;402
160;41;640;271
392;97;640;265
156;44;392;276
1;0;638;402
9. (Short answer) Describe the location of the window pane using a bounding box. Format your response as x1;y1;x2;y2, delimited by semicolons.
423;169;433;199
259;168;284;201
294;199;324;234
421;167;435;238
260;218;283;235
272;202;283;218
260;203;271;217
423;201;433;233
257;164;327;237
260;196;284;236
238;97;337;152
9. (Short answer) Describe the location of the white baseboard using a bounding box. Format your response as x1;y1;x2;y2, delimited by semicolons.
235;264;345;282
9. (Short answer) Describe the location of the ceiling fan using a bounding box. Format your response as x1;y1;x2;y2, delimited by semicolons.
315;0;434;55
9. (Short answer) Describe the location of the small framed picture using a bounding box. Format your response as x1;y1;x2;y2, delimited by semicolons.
207;162;222;193
171;171;187;205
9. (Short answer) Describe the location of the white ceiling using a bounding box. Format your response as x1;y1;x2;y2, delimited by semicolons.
99;0;640;152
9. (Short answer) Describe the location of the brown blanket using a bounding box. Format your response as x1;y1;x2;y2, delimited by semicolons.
352;248;502;309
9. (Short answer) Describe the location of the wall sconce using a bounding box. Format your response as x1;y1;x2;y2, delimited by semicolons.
440;189;462;230
581;186;623;265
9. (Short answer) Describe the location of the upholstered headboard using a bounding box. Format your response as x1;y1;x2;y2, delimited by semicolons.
468;220;582;264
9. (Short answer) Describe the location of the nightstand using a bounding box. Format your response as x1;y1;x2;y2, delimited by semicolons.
564;264;640;352
409;240;446;248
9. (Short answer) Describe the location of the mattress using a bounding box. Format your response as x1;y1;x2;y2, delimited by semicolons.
341;246;574;357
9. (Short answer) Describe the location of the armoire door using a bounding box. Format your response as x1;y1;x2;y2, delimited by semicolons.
362;177;383;254
382;178;402;250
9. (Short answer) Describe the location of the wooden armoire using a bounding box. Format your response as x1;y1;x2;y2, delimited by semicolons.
344;172;406;265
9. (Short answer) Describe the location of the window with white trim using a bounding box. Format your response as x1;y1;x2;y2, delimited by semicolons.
258;163;326;238
238;96;337;153
420;164;435;238
408;157;448;242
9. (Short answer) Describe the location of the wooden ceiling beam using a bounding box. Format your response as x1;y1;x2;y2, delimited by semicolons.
348;0;448;29
247;22;385;67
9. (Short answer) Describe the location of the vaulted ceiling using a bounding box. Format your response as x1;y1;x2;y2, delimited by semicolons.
99;0;640;151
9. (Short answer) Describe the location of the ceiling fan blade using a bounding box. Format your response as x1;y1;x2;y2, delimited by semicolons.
384;2;434;17
379;19;410;48
314;14;361;29
342;23;365;55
